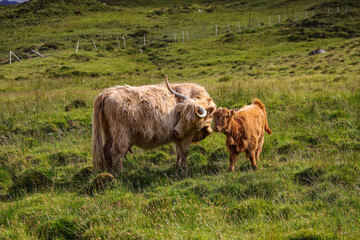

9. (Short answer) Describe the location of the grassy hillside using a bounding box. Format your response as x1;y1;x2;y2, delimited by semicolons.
0;0;359;239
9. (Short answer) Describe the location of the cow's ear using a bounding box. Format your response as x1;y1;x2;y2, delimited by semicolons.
206;107;215;115
180;104;194;121
176;103;186;114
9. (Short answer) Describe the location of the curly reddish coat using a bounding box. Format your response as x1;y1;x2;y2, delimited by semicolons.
213;99;272;171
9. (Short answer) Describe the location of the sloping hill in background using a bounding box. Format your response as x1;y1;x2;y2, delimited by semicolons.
0;0;112;27
0;0;21;5
0;0;359;239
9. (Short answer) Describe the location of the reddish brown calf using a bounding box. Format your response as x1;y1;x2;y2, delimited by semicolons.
213;99;272;171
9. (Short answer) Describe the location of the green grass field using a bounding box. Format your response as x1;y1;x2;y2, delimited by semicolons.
0;0;359;239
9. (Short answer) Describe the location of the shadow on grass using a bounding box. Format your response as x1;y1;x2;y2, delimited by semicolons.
117;162;228;192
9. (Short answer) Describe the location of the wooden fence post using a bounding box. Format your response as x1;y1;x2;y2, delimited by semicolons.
93;39;98;51
31;49;45;58
76;40;79;53
116;37;120;49
215;25;217;36
10;51;21;64
123;36;126;48
186;30;189;41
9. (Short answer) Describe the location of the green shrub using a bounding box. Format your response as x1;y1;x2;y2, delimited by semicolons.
37;217;87;240
190;145;207;155
228;199;275;222
8;170;53;197
92;172;114;191
188;153;207;168
146;151;170;164
65;99;87;112
294;167;325;186
49;151;88;166
218;76;232;82
72;166;93;185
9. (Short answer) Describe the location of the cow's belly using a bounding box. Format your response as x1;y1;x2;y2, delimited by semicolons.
132;130;173;150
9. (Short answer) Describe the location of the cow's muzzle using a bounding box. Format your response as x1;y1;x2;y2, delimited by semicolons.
173;130;181;139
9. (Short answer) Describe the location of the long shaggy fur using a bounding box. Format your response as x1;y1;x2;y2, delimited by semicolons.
92;83;216;173
92;93;109;172
252;98;272;135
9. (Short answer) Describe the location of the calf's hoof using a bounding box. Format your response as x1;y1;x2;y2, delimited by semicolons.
251;165;258;171
228;166;235;172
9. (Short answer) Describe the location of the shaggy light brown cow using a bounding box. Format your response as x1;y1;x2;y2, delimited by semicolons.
92;76;216;173
213;99;272;171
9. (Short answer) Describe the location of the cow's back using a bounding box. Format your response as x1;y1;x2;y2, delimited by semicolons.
100;85;178;148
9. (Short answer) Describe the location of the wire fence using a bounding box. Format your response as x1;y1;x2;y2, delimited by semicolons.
2;5;358;64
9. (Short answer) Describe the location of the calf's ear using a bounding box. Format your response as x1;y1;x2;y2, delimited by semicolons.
206;107;215;115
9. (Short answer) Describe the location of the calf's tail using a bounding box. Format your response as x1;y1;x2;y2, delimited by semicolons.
252;98;272;135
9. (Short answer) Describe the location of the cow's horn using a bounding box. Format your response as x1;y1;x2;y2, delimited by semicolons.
195;106;207;119
165;75;189;100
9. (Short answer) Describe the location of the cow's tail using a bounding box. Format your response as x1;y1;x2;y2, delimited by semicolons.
92;93;109;172
252;98;272;135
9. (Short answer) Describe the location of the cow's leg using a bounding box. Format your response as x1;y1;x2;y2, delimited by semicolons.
103;136;113;172
175;134;194;171
256;136;264;162
110;143;130;174
228;147;239;172
109;128;130;174
249;150;258;171
176;155;182;169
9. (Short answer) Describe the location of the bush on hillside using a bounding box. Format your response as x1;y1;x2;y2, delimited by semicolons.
8;170;53;197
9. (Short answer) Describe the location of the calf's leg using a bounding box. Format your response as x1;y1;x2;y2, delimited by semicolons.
255;136;264;162
245;149;258;171
228;148;239;172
